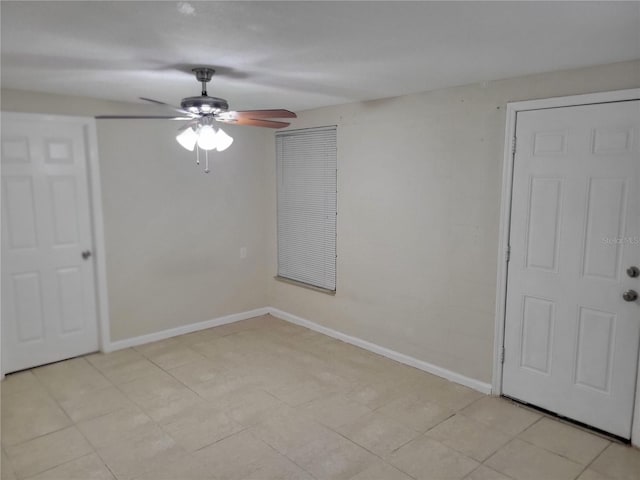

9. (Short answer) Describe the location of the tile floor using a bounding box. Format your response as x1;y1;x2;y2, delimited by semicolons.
1;314;639;480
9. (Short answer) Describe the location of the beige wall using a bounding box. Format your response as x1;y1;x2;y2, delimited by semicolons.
1;90;271;341
266;60;640;383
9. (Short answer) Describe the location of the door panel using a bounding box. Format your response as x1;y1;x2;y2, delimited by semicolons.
503;100;640;438
56;266;85;334
11;272;45;342
574;307;615;393
525;177;563;271
581;178;627;280
49;176;81;246
520;295;555;375
3;176;38;249
1;115;99;373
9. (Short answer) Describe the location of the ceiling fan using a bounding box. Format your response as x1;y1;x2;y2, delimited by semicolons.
96;67;296;172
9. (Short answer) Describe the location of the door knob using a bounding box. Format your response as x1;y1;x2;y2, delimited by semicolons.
622;290;638;302
627;266;640;278
82;250;92;260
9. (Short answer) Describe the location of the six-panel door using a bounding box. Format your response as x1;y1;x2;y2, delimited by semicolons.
1;115;99;373
503;100;640;438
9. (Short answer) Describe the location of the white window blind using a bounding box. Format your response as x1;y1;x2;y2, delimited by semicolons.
276;126;337;291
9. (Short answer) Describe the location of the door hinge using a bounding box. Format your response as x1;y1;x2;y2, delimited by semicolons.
500;346;506;364
511;136;517;156
505;245;511;263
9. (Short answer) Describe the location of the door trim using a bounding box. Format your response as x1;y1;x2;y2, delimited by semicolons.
493;89;640;445
0;112;111;377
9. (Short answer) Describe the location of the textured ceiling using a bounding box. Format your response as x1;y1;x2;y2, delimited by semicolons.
1;1;638;112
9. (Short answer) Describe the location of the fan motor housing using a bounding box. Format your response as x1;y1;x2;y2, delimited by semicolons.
180;95;229;115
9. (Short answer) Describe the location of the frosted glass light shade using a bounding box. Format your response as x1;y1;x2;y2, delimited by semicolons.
176;127;198;151
197;125;218;150
214;128;234;152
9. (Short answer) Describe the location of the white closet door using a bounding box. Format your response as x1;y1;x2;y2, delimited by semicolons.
503;100;640;438
2;114;99;373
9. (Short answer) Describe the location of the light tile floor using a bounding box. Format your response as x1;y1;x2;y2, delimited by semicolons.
1;314;639;480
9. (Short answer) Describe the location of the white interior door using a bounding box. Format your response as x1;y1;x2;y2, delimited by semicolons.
1;114;99;373
503;100;640;438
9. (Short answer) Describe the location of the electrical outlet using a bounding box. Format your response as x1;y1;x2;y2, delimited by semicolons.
240;247;247;259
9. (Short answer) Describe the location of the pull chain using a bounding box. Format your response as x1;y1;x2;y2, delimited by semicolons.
196;146;200;165
205;149;210;173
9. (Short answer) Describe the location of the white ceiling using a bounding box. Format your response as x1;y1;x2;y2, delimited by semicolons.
1;1;638;112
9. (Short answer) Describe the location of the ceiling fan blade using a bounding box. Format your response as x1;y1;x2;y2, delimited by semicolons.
139;96;171;106
95;115;193;120
215;117;290;128
229;109;297;119
139;97;194;116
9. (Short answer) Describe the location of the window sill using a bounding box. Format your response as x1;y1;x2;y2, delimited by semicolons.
274;276;336;296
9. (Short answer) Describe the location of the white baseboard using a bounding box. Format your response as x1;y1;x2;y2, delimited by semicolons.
268;307;493;395
105;307;270;352
102;305;491;396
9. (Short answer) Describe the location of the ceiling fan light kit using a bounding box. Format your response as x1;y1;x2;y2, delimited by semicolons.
96;67;296;173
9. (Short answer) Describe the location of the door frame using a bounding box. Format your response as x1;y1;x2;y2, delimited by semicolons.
0;112;111;378
493;88;640;445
